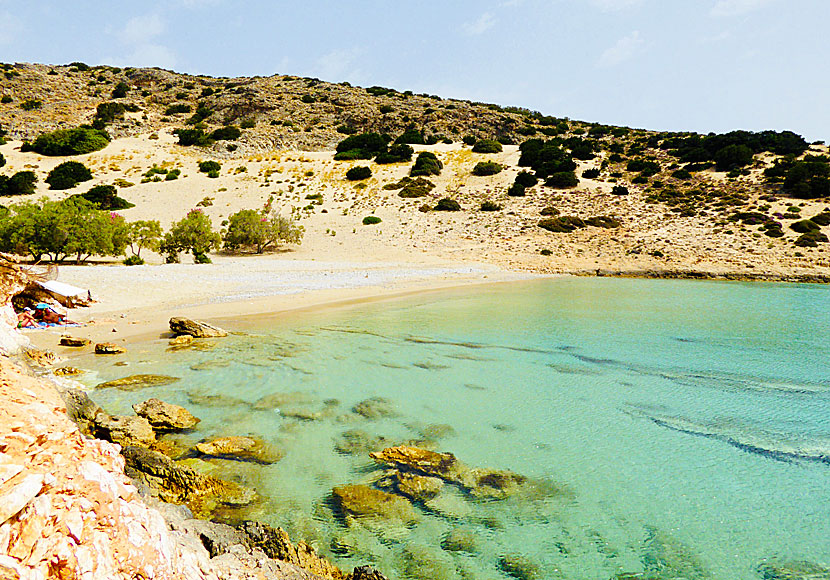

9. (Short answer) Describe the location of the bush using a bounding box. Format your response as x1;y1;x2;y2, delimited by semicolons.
375;143;413;164
94;102;126;127
434;198;461;211
0;171;38;196
346;166;372;181
161;209;221;263
395;129;425;145
472;161;502;176
790;219;820;233
538;216;585;232
462;135;477;146
76;184;134;210
198;160;221;174
187;105;213;124
362;215;382;225
45;161;93;190
240;118;256;129
480;200;502;211
810;211;830;226
164;103;191;115
794;230;829;247
714;144;754;171
111;82;129;99
0;152;4;168
398;177;436;198
472;139;503;154
410;152;443;176
540;206;560;216
507;183;526;197
20;99;42;111
582;168;600;179
545;171;578;188
175;127;211;147
1;95;12;104
25;127;110;156
123;255;145;266
222;207;304;253
515;171;538;187
611;185;630;195
335;132;389;160
209;126;242;141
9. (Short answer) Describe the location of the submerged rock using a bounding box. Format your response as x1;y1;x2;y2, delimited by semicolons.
53;366;84;377
168;334;193;346
394;471;443;502
334;430;392;455
351;565;390;580
440;528;478;553
757;560;830;580
94;342;126;355
252;391;314;410
133;398;200;431
401;544;456;580
331;484;418;525
196;435;283;464
187;390;250;409
169;316;228;338
92;413;157;447
641;527;711;580
467;467;527;500
498;554;542;580
95;374;180;391
352;397;398;419
59;336;91;347
370;446;462;480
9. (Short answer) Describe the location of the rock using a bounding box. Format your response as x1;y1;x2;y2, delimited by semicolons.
180;519;250;558
394;471;443;502
195;435;283;464
121;446;256;516
168;334;193;346
187;391;249;409
133;398;200;431
423;488;473;520
0;473;43;523
169;317;228;338
402;544;456;580
95;374;180;390
419;423;456;440
498;554;542;580
757;560;830;580
352;397;398;419
53;366;84;376
92;413;156;447
59;388;102;436
59;336;91;347
94;342;126;355
467;468;527;500
351;565;389;580
189;360;230;371
252;391;314;410
331;484;418;525
23;348;58;367
334;430;391;455
440;528;478;553
236;521;347;580
281;409;323;421
370;445;463;481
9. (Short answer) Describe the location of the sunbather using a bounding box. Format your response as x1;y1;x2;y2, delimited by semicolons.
17;309;37;328
33;303;76;325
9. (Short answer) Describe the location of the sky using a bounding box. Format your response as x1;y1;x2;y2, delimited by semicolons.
1;0;828;141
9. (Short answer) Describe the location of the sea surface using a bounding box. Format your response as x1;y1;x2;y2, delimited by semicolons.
73;277;830;580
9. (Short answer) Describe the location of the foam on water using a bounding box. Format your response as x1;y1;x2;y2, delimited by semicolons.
74;277;830;580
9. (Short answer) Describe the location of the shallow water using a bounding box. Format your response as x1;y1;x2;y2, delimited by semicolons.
74;277;830;580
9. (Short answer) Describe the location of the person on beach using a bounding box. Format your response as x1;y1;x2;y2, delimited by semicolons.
32;303;76;325
17;309;37;328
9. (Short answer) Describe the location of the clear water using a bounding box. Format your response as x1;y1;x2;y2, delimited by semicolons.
72;277;830;580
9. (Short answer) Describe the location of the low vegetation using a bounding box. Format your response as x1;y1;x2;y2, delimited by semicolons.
22;127;110;156
45;161;92;190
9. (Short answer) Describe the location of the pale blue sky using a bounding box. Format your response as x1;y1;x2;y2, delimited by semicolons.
1;0;827;141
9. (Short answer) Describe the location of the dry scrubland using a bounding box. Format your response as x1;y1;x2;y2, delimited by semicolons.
0;61;828;281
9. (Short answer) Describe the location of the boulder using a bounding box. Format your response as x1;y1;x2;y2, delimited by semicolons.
331;484;418;525
133;398;200;431
352;566;390;580
121;446;256;517
352;397;397;419
92;413;156;448
196;435;283;464
467;467;527;500
394;471;443;502
169;317;228;338
168;334;193;346
53;366;84;376
59;388;102;436
59;336;91;347
95;374;180;391
94;342;126;355
370;446;462;481
440;528;478;553
498;554;542;580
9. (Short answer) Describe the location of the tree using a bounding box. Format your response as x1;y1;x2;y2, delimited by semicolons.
93;102;126;126
45;161;93;190
222;206;304;254
161;209;221;263
714;144;753;171
198;160;221;174
375;143;413;164
545;171;579;188
126;220;162;259
77;184;134;210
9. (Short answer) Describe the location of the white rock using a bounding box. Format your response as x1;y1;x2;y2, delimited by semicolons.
0;473;44;523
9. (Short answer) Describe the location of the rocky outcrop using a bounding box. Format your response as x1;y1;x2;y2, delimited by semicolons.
59;387;102;436
195;435;283;464
94;342;126;355
92;413;157;447
59;336;91;347
96;374;180;390
169;317;228;338
133;398;200;431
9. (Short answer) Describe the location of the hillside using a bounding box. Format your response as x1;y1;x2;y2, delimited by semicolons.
0;61;829;280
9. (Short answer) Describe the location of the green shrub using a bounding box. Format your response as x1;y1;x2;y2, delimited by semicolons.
472;139;503;154
165;103;191;115
472;161;502;176
714;144;754;171
462;135;477;146
75;184;134;210
198;160;221;174
434;198;461;211
123;255;145;266
790;219;820;233
0;152;4;168
362;215;382;225
480;200;502;211
94;102;126;125
794;230;828;247
538;216;585;232
507;183;526;197
20;99;42;111
582;168;600;179
515;171;538;187
810;211;830;226
611;185;630;195
0;171;38;196
209;126;242;141
240;118;256;129
375;143;413;164
395;129;425;145
45;161;93;190
410;152;443;176
1;95;12;104
187;105;213;125
174;127;211;147
165;168;181;181
335;132;390;160
394;177;434;198
545;171;578;188
337;125;358;135
25;127;110;156
346;166;372;181
111;82;129;99
672;169;692;180
379;104;394;114
222;207;303;253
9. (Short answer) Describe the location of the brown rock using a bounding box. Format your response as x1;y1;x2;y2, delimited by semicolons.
331;484;418;525
94;342;126;355
23;348;58;367
132;398;200;431
394;471;443;502
59;388;102;436
168;334;193;346
95;374;179;390
92;413;156;447
53;366;84;377
467;467;527;499
59;336;91;347
169;317;228;338
0;473;44;522
352;397;397;419
370;445;462;480
196;435;283;464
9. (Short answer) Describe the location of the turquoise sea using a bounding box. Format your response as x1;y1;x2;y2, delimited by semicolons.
73;277;830;580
